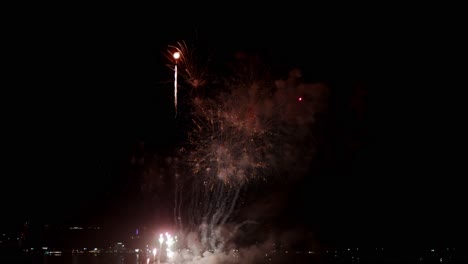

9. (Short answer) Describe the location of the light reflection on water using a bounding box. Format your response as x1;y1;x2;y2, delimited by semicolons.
20;254;155;264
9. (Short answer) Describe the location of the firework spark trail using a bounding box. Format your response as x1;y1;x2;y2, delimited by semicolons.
220;187;241;226
172;164;251;253
174;169;184;232
177;180;183;230
175;63;178;117
186;182;237;250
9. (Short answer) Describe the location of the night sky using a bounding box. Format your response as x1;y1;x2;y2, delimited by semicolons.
2;8;465;249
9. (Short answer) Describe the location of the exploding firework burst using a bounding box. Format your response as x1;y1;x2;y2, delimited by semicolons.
188;91;274;186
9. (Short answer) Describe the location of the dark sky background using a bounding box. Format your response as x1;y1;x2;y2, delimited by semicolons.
1;8;465;249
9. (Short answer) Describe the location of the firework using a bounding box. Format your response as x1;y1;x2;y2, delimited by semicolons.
155;44;325;262
165;41;209;91
166;41;210;119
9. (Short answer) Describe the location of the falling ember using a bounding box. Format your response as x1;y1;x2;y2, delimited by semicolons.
298;96;302;101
